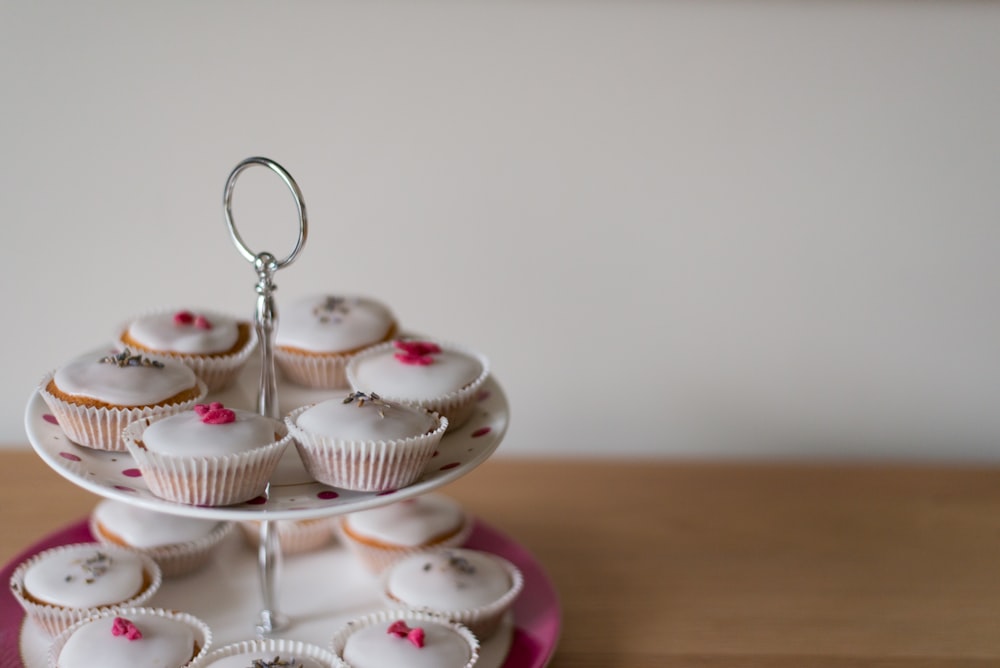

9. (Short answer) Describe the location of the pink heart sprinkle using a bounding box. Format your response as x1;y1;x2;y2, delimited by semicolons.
174;311;195;325
111;617;142;641
194;315;213;330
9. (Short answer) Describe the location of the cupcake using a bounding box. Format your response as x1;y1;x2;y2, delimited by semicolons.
274;294;398;389
238;518;338;556
122;401;292;506
117;308;257;391
9;543;162;637
89;499;234;576
193;638;345;668
330;609;479;668
382;548;523;640
48;607;211;668
340;493;471;573
285;391;447;493
347;339;489;429
39;349;207;451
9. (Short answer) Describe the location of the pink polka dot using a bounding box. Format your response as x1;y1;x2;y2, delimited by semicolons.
59;452;81;462
43;414;59;425
471;427;491;438
431;450;440;458
246;496;268;505
121;468;142;478
476;390;491;402
317;491;339;500
440;462;461;471
376;490;397;496
113;485;135;493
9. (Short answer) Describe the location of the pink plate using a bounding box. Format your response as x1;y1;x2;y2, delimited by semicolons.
0;518;559;667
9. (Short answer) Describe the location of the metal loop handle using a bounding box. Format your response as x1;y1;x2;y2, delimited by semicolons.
224;156;308;268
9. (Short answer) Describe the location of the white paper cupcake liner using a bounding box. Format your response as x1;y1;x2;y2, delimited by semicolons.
346;339;490;430
274;346;350;389
338;512;473;574
89;516;235;577
122;417;292;506
38;372;208;452
116;309;258;392
238;517;337;556
9;543;163;638
190;637;346;668
285;404;447;493
47;606;212;668
330;609;480;668
381;548;524;640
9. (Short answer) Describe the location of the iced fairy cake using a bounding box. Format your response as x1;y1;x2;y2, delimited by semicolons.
9;543;161;636
90;499;233;576
49;607;211;668
123;401;291;506
118;308;256;390
39;349;206;451
285;391;447;492
347;339;488;429
274;294;397;388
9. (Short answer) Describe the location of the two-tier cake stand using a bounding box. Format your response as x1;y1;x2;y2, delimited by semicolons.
12;158;559;667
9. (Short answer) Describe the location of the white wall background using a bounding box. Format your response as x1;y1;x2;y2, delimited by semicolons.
2;1;1000;459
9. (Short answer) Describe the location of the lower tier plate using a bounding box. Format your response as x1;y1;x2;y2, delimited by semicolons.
0;518;559;667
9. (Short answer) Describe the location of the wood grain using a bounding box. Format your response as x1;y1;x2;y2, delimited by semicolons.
5;452;1000;666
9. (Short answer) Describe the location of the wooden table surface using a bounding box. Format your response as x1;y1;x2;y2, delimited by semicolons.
4;451;1000;667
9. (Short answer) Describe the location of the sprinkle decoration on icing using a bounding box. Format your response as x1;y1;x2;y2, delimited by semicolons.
100;348;164;369
387;621;426;648
173;310;213;330
343;391;392;418
250;657;302;668
65;551;113;584
394;340;441;366
111;617;143;641
194;401;236;424
314;295;350;323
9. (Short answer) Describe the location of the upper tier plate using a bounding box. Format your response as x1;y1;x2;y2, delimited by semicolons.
25;364;509;521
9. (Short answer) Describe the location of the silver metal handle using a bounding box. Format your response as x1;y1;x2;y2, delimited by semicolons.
223;156;307;635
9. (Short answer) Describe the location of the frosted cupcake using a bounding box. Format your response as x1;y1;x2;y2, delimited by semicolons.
238;517;338;556
340;493;471;573
274;294;398;389
117;308;256;391
48;607;211;668
285;391;447;493
90;499;234;576
192;638;345;668
347;339;489;429
9;543;162;637
39;349;206;451
123;402;292;506
330;609;479;668
382;548;523;639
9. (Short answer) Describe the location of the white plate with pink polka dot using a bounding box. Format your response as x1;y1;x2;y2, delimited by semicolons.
25;363;508;521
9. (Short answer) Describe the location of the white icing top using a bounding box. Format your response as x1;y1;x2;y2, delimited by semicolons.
53;354;198;406
23;546;145;608
93;499;220;548
206;653;328;668
275;295;394;353
126;311;240;354
295;395;438;442
349;345;482;400
345;494;463;547
141;408;279;457
386;550;511;610
342;620;471;668
58;614;196;668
